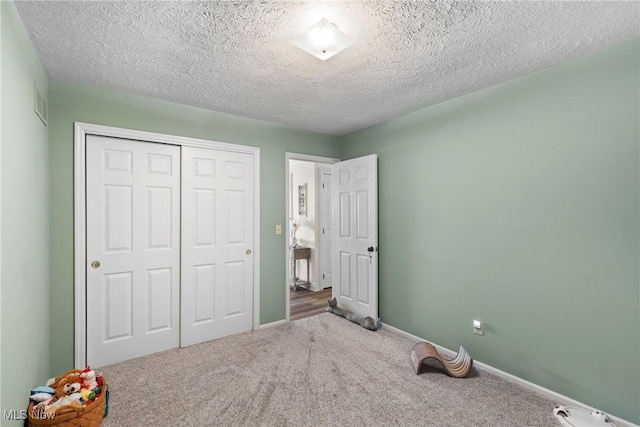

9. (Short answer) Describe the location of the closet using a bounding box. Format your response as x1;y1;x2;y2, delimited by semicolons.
84;132;255;367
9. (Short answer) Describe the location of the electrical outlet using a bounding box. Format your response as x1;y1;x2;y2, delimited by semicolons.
275;224;282;235
473;320;483;336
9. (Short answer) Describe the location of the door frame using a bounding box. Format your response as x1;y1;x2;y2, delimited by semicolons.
317;166;333;289
74;122;261;367
284;153;338;322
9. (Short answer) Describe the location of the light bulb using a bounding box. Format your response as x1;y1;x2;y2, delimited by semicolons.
308;21;334;52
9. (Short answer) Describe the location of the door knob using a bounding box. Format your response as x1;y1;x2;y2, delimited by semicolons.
91;261;101;269
246;249;252;255
367;247;374;252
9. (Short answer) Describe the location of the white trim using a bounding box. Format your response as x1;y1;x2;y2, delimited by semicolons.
253;151;261;333
307;282;322;292
381;323;639;427
286;153;340;164
316;165;332;290
73;124;87;368
284;153;339;323
75;123;259;154
259;319;288;330
74;122;261;368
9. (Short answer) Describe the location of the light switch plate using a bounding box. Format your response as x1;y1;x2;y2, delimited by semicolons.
275;224;282;235
473;320;483;335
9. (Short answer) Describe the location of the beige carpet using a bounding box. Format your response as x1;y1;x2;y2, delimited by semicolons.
99;313;560;426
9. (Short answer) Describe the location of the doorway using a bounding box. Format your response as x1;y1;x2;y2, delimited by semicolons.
285;153;338;322
75;123;261;368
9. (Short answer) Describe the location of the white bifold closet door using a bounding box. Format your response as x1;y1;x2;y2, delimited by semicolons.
180;146;254;347
86;135;181;367
86;136;254;367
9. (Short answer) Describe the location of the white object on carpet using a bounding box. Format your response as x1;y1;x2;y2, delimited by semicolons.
554;405;616;427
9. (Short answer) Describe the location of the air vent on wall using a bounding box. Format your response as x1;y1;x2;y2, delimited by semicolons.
34;83;48;126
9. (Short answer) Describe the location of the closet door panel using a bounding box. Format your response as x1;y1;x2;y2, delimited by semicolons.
86;135;180;367
181;146;254;347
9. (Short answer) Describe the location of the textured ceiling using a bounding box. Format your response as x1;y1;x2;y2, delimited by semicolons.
15;1;640;136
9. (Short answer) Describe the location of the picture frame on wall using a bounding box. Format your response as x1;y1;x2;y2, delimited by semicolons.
298;184;307;216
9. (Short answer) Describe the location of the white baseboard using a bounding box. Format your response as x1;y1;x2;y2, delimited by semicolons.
308;282;322;292
296;282;323;291
258;319;287;330
381;323;638;427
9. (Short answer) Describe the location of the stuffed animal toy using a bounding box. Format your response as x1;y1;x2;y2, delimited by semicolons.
62;382;81;395
54;372;81;397
45;393;82;414
80;366;98;391
79;388;96;403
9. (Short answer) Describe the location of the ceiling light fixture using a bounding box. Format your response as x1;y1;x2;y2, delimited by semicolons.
291;17;353;61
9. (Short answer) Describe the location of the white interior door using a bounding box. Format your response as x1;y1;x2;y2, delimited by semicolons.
332;154;378;319
181;146;254;347
319;168;333;288
86;135;180;367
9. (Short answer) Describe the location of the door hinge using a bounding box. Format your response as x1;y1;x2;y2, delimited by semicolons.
322;183;325;189
323;274;325;279
322;228;325;234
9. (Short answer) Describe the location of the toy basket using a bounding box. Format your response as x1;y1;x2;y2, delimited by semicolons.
27;369;108;427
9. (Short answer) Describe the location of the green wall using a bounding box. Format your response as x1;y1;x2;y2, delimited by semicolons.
48;79;341;374
341;38;640;423
3;2;638;423
0;2;50;425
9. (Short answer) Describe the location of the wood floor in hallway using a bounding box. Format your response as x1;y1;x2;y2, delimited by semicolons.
290;287;332;321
